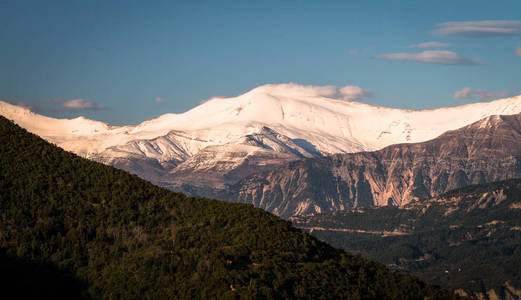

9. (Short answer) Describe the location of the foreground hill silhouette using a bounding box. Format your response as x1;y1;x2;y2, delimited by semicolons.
0;116;459;298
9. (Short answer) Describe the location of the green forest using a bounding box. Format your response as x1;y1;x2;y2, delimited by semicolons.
0;116;460;299
293;180;521;296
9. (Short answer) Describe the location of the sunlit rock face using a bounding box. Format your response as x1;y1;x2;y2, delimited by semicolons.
224;114;521;218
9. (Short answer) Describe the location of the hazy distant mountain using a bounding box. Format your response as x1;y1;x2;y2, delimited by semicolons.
1;83;521;194
292;178;521;299
223;114;521;218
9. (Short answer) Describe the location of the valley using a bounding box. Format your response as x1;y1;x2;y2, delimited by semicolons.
292;179;521;299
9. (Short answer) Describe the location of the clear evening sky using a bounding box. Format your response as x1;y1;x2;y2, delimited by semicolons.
1;0;521;125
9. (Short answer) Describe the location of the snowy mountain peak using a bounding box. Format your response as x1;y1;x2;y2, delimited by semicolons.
2;84;521;191
2;85;521;157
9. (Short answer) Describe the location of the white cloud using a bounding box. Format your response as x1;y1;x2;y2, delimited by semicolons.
375;50;479;65
517;47;521;57
432;20;521;38
201;83;373;104
256;83;373;101
17;102;35;111
255;83;373;101
5;100;39;112
61;99;105;110
5;98;106;112
453;87;473;99
155;97;165;103
409;41;450;48
338;86;373;101
453;87;512;100
253;83;338;98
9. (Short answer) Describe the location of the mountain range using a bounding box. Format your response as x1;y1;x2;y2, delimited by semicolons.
222;113;521;217
0;116;457;299
2;83;521;196
3;84;521;298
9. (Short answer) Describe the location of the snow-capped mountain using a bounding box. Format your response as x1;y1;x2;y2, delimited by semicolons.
2;83;521;192
226;114;521;218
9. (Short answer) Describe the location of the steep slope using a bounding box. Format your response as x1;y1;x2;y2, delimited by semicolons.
292;179;521;299
224;114;521;218
95;126;318;192
0;116;457;299
2;83;521;193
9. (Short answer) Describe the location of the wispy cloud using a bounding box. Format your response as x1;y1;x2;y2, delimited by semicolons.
516;46;521;57
255;83;373;101
200;83;373;104
375;50;479;65
409;41;450;48
348;49;358;55
453;87;512;100
57;99;106;110
5;100;41;112
338;86;373;101
4;98;107;112
432;20;521;38
155;97;165;103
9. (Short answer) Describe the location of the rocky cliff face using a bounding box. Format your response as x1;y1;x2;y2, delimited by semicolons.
222;114;521;218
92;126;319;194
460;282;521;300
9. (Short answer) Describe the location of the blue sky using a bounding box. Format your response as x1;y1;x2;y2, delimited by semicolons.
1;0;521;125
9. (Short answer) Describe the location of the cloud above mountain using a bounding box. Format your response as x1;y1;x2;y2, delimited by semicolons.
409;41;450;48
60;99;106;110
432;20;521;38
453;87;512;100
3;99;105;112
375;50;479;65
4;100;40;112
338;86;373;100
199;83;374;105
252;83;373;102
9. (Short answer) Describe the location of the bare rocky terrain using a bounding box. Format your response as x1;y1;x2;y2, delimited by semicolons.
220;114;521;218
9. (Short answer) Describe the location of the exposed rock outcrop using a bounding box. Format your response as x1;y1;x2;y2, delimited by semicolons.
222;114;521;218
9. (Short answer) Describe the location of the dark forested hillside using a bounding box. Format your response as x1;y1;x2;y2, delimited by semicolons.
293;179;521;298
0;116;458;299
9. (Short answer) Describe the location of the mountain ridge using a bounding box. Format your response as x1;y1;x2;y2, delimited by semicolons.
2;83;521;193
221;113;521;218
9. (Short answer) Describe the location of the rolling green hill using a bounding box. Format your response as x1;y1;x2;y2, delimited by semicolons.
0;116;458;299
